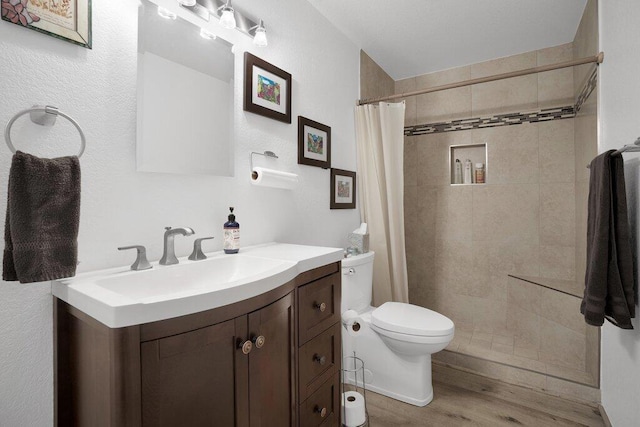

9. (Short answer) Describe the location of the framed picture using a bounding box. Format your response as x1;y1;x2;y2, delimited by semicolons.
1;0;92;49
330;168;356;209
243;52;292;123
298;116;331;169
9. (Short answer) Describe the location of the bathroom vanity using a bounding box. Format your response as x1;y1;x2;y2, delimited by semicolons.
52;243;343;427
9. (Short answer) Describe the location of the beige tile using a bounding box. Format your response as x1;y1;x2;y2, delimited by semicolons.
545;363;595;386
539;286;585;334
574;94;598;181
403;136;418;187
539;318;586;371
504;366;547;391
415;66;472;124
419;131;473;187
434;239;474;297
573;0;599;94
545;375;600;404
396;77;417;126
469;337;492;351
514;345;539;361
471;52;538;116
537;44;574;108
493;334;514;346
492;342;514;355
360;50;394;100
473;124;539;184
432;349;458;365
539;119;575;184
472;184;539;243
472;331;493;342
434;185;473;242
540;182;576;247
540;245;576;281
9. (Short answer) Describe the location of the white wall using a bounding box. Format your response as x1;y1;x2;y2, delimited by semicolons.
598;2;640;426
0;1;360;425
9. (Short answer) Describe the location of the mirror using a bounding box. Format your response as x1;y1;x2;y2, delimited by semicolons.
137;0;234;176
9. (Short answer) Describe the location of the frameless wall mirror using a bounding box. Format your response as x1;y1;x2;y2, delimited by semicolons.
137;0;234;176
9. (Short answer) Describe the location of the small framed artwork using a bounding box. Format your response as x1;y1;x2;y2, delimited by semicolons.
1;0;92;49
243;52;292;123
330;168;356;209
298;116;331;169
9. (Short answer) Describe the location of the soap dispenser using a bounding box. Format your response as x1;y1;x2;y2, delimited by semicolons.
223;207;240;254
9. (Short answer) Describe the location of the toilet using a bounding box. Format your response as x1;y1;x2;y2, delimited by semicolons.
341;251;454;406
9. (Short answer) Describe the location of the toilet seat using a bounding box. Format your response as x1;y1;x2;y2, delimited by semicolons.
371;302;454;337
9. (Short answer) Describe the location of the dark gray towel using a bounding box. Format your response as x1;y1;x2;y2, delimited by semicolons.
581;150;635;329
3;151;81;283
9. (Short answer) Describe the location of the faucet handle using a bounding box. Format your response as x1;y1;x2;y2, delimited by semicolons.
189;237;214;261
118;245;153;271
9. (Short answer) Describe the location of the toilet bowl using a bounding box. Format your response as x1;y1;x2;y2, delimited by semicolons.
341;252;454;406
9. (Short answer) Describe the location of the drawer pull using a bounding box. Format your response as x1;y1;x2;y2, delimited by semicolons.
314;302;327;312
313;354;327;365
238;340;252;355
314;405;327;418
252;335;266;349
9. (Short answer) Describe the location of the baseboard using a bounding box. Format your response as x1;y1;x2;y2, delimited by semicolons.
598;404;613;427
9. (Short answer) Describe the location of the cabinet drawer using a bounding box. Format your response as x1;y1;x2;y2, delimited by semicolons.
299;323;341;402
299;373;340;427
298;273;341;345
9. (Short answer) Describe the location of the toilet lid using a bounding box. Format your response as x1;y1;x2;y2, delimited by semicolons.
371;302;454;337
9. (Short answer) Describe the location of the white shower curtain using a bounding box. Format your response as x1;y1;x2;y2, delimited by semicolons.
354;102;408;305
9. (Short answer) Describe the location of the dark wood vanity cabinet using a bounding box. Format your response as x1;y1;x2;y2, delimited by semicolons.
55;262;340;427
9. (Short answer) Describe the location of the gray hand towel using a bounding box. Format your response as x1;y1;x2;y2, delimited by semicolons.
3;151;81;283
581;150;635;329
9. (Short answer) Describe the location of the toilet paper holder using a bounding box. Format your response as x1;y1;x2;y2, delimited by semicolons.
341;353;369;427
250;150;278;173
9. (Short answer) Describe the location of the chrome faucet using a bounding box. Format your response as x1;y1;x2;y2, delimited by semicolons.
160;226;195;265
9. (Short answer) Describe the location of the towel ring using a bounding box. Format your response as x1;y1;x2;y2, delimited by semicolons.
4;105;86;158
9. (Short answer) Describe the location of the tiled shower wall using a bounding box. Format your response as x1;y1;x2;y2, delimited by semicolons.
398;42;599;392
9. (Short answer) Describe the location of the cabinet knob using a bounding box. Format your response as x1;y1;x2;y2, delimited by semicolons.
239;340;253;355
314;405;327;418
252;335;266;349
313;354;327;365
314;302;327;312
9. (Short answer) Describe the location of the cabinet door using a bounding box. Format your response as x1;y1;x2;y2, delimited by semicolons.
248;292;295;427
140;318;249;427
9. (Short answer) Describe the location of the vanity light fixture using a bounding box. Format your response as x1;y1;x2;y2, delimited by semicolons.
178;0;197;6
200;28;217;40
251;20;268;47
218;0;236;29
157;6;177;20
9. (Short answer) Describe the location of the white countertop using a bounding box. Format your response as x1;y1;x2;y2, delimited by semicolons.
52;243;343;328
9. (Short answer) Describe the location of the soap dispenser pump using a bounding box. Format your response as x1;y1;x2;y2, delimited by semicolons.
223;207;240;254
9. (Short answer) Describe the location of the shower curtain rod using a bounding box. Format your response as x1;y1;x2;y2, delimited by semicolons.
357;52;604;106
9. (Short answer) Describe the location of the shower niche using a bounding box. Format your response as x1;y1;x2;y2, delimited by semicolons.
449;143;487;185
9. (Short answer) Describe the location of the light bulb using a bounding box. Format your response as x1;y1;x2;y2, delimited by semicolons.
253;27;267;47
200;28;217;40
219;8;236;29
157;6;177;20
178;0;196;6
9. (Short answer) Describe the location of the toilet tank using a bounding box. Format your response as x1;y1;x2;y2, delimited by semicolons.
341;251;375;313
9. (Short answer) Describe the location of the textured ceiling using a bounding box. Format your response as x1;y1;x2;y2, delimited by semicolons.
307;0;587;80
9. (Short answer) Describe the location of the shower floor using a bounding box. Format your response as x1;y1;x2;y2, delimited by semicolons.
443;326;595;385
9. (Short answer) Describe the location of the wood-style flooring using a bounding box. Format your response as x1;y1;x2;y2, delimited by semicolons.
366;365;605;427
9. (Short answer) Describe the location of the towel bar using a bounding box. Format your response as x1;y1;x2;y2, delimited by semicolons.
4;105;86;158
587;137;640;168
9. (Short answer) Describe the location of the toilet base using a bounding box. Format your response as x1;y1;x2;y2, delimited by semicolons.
343;314;436;407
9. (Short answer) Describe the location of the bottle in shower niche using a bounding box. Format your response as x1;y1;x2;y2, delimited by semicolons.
463;159;473;184
223;207;240;254
475;163;485;184
454;159;463;184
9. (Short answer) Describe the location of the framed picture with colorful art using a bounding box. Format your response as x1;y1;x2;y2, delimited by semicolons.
1;0;92;49
330;168;356;209
298;116;331;169
243;52;292;123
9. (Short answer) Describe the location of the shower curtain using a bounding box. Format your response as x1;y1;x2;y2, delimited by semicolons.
354;102;408;305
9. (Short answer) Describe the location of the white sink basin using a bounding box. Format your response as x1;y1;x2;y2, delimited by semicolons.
94;254;293;303
52;243;344;328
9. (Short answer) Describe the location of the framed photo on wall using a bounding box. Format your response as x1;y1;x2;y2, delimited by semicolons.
1;0;92;49
330;168;356;209
243;52;292;123
298;116;331;169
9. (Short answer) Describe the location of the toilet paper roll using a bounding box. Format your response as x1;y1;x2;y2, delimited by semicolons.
251;167;298;190
341;310;359;326
341;391;366;427
341;310;362;337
